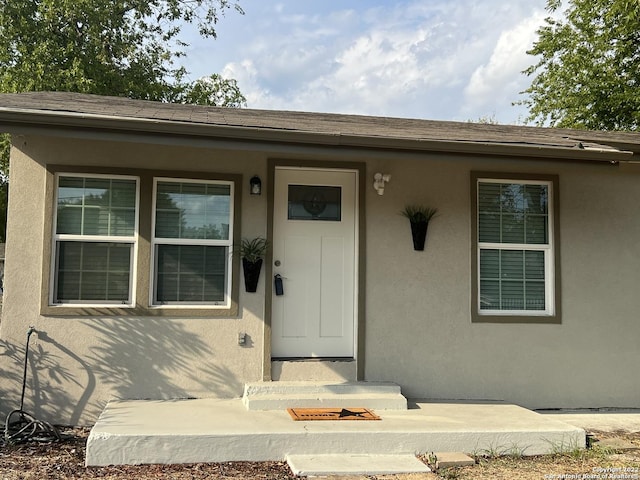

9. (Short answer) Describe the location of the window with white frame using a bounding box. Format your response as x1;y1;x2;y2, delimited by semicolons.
152;178;233;306
476;177;554;315
52;174;138;305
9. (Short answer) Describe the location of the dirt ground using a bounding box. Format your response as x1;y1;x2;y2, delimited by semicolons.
1;428;639;480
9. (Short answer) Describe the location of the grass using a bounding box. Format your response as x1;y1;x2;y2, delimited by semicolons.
470;441;530;461
436;431;640;480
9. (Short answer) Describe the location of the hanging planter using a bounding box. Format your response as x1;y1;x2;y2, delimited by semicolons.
400;205;438;251
242;257;263;292
237;237;269;292
409;221;429;251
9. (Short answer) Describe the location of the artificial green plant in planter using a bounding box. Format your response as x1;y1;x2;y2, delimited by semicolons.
400;205;438;251
237;237;269;292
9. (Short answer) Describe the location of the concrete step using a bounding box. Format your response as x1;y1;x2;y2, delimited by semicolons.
242;381;408;410
286;453;431;476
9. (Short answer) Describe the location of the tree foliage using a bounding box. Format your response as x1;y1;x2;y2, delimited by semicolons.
0;0;245;101
0;0;246;239
171;74;245;107
519;0;639;131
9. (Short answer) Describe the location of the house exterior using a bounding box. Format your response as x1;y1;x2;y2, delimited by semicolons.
0;92;638;426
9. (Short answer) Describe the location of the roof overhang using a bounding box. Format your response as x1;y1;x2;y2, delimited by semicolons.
0;94;637;164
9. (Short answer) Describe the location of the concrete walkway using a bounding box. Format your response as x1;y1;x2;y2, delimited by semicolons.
86;398;584;466
540;409;640;433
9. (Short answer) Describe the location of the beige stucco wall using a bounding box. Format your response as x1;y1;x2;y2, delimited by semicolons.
365;154;640;409
0;135;268;424
1;133;639;425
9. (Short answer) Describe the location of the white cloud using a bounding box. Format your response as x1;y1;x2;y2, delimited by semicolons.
189;0;548;123
464;11;546;119
221;60;274;107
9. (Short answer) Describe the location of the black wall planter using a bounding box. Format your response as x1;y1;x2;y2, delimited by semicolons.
410;221;429;251
242;258;263;292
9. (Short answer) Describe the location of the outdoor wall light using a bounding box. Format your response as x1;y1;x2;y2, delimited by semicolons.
373;173;391;195
249;175;262;195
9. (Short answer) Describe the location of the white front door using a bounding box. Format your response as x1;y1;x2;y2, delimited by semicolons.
272;167;358;358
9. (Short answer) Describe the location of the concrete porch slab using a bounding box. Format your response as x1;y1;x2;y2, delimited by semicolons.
286;454;431;476
85;398;585;467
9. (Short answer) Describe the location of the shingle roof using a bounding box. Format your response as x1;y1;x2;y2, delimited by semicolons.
0;91;638;162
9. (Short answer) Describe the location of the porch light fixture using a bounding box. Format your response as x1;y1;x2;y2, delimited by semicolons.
249;175;262;195
373;173;391;195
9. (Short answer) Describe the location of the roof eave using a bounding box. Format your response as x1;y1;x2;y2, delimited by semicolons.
0;107;633;163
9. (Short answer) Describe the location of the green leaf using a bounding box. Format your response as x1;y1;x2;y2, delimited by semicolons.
518;0;640;131
0;0;247;235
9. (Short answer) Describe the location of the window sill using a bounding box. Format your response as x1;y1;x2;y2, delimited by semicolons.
41;303;239;318
472;313;561;324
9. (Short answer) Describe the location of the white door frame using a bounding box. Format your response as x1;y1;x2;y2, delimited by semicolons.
264;160;366;380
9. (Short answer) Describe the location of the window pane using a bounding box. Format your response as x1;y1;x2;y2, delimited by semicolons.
156;244;180;273
180;273;206;302
480;248;547;312
56;206;83;235
107;273;131;301
155;181;231;240
203;274;226;301
501;250;524;280
57;177;84;206
83;206;107;235
478;213;500;243
480;250;499;310
84;178;110;206
155;210;181;238
480;279;499;310
501;213;525;243
478;181;549;246
288;185;342;221
181;183;209;240
480;249;499;278
525;281;546;310
180;246;206;274
500;184;525;213
525;251;545;280
57;241;82;270
525;215;548;244
56;176;136;237
82;272;108;300
478;183;501;212
55;241;131;303
502;281;524;310
56;271;80;301
110;208;136;236
524;184;548;214
156;274;179;302
81;243;109;270
155;245;227;303
111;180;137;207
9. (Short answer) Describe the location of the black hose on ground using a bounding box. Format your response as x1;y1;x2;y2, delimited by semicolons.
2;327;63;445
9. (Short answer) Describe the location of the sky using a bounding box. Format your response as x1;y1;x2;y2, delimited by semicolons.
181;0;552;125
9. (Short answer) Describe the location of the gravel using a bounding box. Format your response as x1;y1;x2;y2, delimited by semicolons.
1;427;639;480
